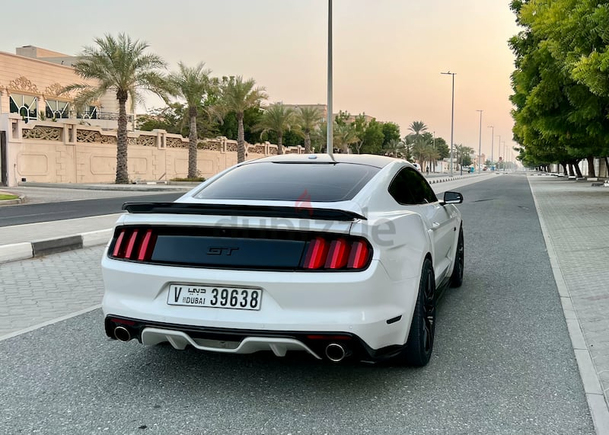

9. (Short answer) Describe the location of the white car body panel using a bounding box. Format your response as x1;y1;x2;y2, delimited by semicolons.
101;155;463;361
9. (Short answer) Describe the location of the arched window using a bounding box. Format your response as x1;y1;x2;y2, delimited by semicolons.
45;100;70;120
9;94;38;122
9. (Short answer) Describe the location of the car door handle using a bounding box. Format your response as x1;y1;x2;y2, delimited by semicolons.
432;222;440;229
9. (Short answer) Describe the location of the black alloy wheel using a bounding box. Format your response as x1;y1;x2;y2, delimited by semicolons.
396;258;436;367
449;226;464;288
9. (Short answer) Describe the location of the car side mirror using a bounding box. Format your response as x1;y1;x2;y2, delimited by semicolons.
442;191;463;205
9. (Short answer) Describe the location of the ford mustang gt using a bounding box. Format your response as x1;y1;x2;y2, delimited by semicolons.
101;154;464;366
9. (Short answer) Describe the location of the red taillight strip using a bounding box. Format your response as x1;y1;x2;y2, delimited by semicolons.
347;240;370;269
124;230;139;259
137;229;154;261
303;237;329;269
112;230;126;257
325;239;349;269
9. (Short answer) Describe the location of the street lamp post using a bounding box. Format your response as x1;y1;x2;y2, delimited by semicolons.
476;110;483;173
488;125;494;168
326;0;333;156
497;134;501;170
441;71;456;177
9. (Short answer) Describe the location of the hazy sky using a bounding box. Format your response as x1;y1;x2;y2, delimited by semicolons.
2;0;520;160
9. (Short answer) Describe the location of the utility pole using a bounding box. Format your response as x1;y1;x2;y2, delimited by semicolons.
326;0;333;156
441;71;456;176
476;110;483;173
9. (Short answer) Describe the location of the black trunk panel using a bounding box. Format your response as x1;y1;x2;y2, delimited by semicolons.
151;235;306;268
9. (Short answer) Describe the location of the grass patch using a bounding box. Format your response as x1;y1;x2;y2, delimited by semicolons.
0;194;19;201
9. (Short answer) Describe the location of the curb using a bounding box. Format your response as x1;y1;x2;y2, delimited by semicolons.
17;182;193;192
0;229;113;264
0;194;25;206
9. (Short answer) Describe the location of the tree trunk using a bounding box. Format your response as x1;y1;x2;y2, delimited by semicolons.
574;160;584;178
560;162;568;176
568;162;575;176
604;157;609;178
304;130;311;154
188;107;198;179
277;132;284;155
586;156;595;178
237;112;245;163
115;93;129;184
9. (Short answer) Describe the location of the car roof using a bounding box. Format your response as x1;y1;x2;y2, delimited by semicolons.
245;153;404;169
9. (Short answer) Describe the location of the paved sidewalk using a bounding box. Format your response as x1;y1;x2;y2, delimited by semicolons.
528;174;609;432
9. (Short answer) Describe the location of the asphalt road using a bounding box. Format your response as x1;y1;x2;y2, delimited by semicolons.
0;174;595;434
0;191;183;227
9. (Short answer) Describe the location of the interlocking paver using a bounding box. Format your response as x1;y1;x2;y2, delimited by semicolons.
0;246;105;336
529;176;609;409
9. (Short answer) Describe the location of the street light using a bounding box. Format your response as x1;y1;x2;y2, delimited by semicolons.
497;134;501;170
326;0;333;156
441;71;456;177
476;110;483;173
488;125;494;167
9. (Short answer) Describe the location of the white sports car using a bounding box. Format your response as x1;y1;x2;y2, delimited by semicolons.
101;154;464;366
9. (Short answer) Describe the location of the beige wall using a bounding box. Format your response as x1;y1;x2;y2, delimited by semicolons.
1;115;299;187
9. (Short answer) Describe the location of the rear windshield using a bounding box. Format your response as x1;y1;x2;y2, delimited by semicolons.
194;162;379;202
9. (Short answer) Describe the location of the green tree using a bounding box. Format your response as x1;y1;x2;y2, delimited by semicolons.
65;33;167;184
360;119;385;155
296;106;323;153
257;104;297;155
166;62;214;178
408;121;428;138
220;76;268;163
137;103;186;135
217;106;263;144
509;0;609;176
381;122;401;148
455;145;474;167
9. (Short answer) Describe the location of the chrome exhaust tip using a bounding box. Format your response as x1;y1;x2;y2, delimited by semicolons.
114;326;131;342
325;343;349;362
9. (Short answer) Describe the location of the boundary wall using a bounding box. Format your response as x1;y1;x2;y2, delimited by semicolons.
0;114;303;186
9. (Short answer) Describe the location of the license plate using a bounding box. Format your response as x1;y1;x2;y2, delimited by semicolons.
168;285;262;311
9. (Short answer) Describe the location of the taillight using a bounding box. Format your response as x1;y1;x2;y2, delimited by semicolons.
347;240;370;269
110;228;157;262
303;236;371;271
303;237;329;269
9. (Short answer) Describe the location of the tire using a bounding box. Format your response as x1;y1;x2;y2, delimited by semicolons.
449;226;464;288
395;258;436;367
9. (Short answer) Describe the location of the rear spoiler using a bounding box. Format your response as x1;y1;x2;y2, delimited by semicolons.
122;202;366;221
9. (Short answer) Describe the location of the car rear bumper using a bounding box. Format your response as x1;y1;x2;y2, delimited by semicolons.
101;255;419;358
104;315;405;362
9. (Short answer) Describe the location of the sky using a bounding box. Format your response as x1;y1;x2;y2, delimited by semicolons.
2;0;521;161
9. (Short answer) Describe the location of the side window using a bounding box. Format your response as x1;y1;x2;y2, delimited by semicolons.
388;168;438;205
411;170;438;204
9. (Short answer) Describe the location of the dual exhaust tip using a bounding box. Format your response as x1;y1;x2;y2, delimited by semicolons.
113;326;131;342
114;326;350;362
325;343;351;363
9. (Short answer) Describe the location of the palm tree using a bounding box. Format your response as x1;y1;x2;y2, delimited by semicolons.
296;106;323;153
65;33;167;184
221;76;267;163
408;121;428;138
406;121;429;166
257;104;296;155
333;122;359;153
166;62;213;178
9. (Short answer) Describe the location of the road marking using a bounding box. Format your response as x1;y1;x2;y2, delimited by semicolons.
0;304;101;342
